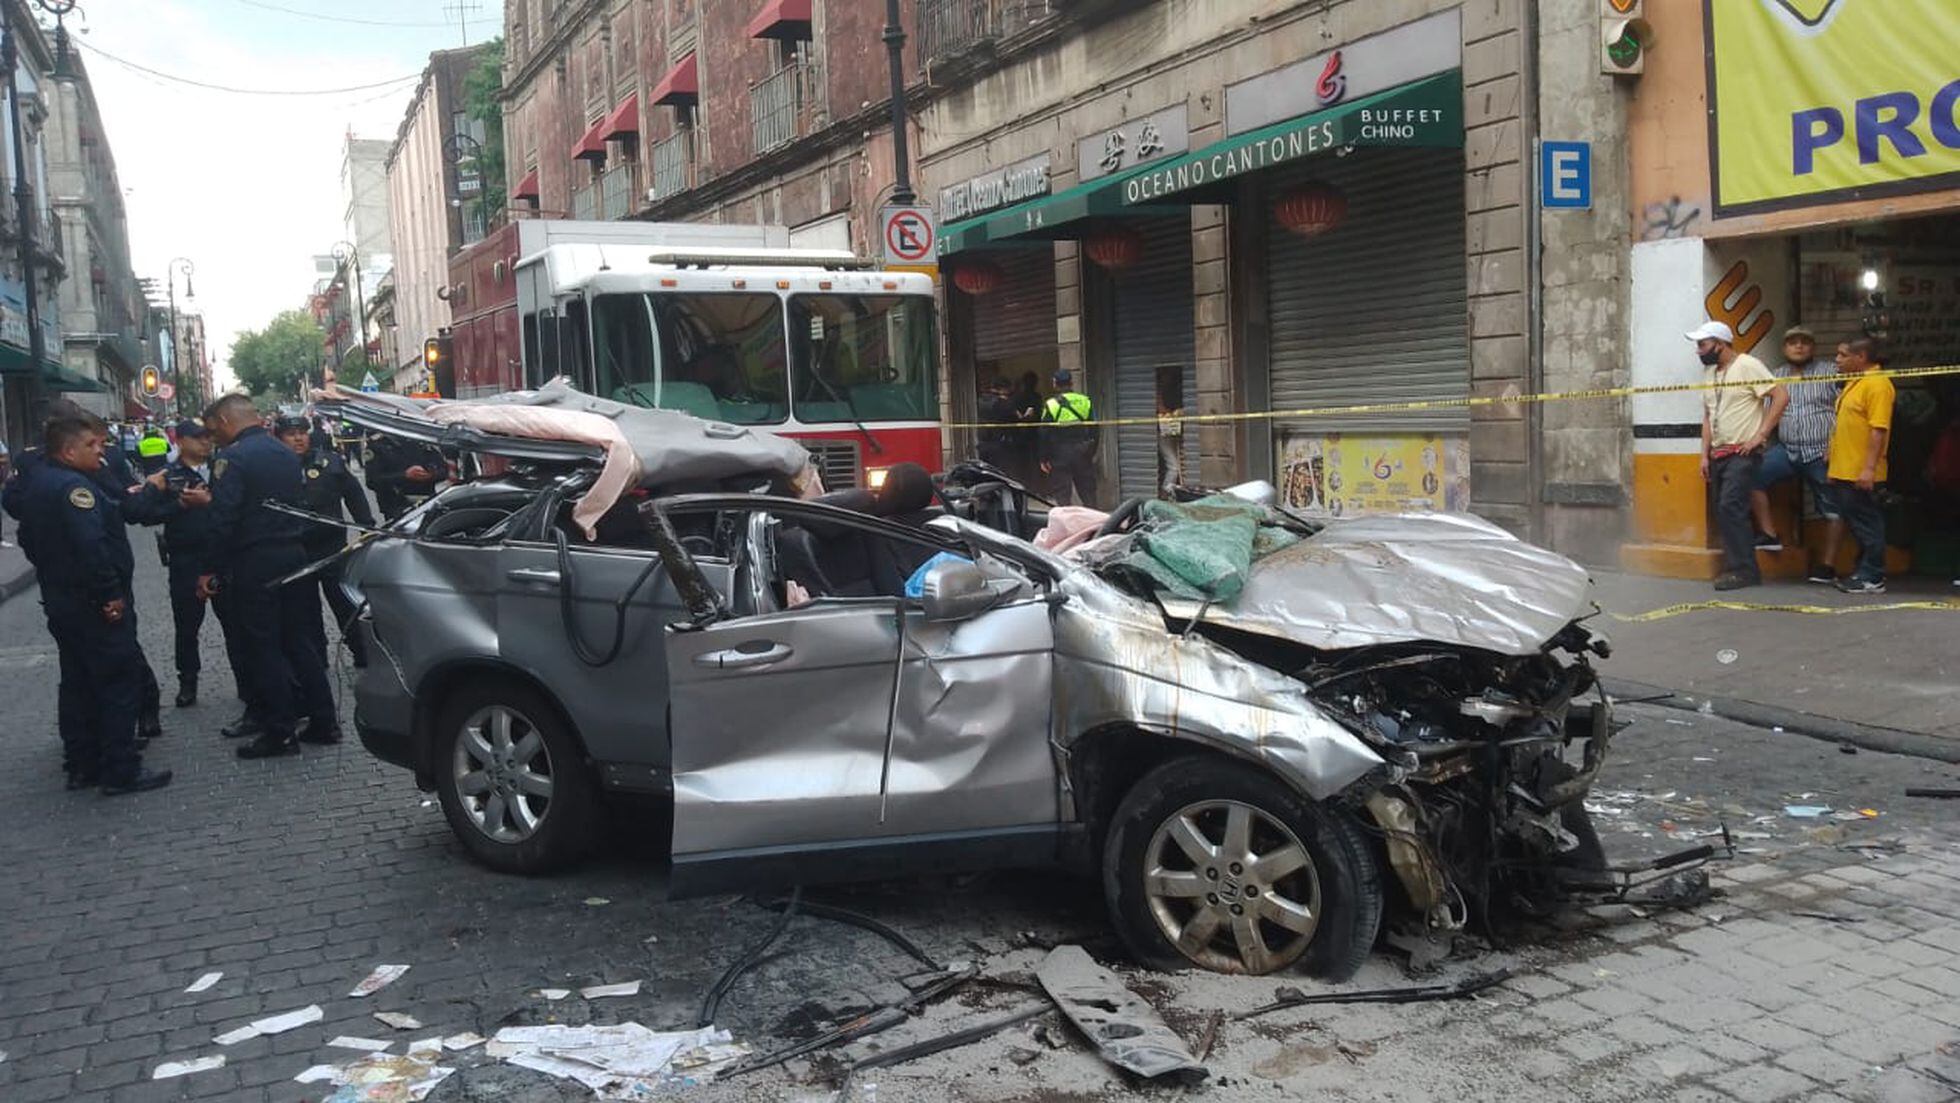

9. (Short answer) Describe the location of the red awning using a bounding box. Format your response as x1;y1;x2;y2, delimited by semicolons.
573;115;608;162
650;54;698;106
602;93;640;140
510;168;541;202
746;0;812;40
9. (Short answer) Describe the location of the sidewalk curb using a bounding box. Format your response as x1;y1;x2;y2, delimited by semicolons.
1604;676;1960;765
0;564;34;606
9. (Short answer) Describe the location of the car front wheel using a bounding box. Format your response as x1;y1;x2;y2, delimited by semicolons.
433;682;598;875
1102;756;1383;978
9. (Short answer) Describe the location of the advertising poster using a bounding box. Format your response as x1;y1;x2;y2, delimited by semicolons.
1278;433;1469;517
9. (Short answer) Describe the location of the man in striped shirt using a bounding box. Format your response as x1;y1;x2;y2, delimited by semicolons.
1749;326;1843;581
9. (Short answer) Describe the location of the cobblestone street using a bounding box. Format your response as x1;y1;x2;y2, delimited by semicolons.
0;550;1955;1102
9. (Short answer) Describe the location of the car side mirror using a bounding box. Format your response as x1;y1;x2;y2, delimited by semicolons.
918;558;1011;622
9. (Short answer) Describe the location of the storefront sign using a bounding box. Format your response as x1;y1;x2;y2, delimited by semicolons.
937;154;1052;222
1277;433;1469;517
1077;104;1189;183
1225;9;1460;136
1708;0;1960;216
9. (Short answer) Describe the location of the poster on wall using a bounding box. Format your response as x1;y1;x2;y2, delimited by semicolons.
1706;0;1960;216
1277;433;1469;517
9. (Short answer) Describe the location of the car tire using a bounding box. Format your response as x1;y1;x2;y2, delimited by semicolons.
433;681;599;875
1102;755;1383;978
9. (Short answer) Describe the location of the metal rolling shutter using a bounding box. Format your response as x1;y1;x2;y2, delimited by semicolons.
1110;218;1196;500
1267;148;1468;436
971;247;1057;364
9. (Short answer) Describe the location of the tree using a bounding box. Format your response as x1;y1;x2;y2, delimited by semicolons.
464;38;507;224
229;311;326;398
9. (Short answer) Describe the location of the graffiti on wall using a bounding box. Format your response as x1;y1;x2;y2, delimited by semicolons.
1705;260;1775;354
1641;196;1703;240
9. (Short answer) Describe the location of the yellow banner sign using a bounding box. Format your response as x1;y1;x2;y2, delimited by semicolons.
1708;0;1960;215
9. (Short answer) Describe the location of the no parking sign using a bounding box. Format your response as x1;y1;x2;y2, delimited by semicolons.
880;205;936;266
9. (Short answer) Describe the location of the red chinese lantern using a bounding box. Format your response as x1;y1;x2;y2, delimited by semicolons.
1084;224;1145;270
1274;182;1347;238
952;259;1003;296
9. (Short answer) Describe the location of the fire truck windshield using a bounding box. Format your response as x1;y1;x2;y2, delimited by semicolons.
588;290;938;427
788;295;938;423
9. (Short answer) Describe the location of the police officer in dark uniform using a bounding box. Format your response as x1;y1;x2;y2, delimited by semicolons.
1039;368;1100;506
276;414;375;665
199;395;338;758
364;433;447;522
128;420;220;707
10;415;172;794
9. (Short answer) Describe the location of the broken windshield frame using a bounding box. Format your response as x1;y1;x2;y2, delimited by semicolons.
788;294;939;424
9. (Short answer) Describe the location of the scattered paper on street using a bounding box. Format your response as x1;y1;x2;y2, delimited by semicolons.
348;964;411;998
184;971;223;993
250;1004;325;1035
488;1022;747;1096
580;980;642;999
535;988;572;1001
441;1032;486;1051
408;1036;444;1054
152;1055;226;1079
213;1026;260;1046
322;1051;455;1103
294;1064;339;1084
373;1011;423;1030
328;1036;394;1052
584;897;611;906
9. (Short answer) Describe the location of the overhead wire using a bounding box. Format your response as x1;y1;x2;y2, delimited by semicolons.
72;38;423;97
226;0;471;29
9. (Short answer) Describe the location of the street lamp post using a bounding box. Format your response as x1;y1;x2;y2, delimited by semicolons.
165;257;193;417
332;241;369;380
881;0;915;205
442;131;483;247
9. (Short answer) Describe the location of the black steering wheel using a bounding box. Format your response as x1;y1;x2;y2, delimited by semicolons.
1095;497;1151;539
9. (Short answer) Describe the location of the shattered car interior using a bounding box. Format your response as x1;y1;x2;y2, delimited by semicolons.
319;385;1719;980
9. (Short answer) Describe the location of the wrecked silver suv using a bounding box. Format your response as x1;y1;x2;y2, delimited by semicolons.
326;390;1695;979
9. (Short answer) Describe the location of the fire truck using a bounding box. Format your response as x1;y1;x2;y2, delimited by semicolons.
438;219;941;489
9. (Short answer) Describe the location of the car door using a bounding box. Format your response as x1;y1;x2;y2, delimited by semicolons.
661;499;1061;896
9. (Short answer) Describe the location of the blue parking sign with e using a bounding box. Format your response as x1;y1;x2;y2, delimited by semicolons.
1541;141;1591;209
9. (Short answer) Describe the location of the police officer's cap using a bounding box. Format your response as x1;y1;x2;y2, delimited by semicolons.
273;414;311;433
1052;368;1073;387
174;419;209;438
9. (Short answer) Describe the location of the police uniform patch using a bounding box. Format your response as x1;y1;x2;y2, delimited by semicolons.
213;458;229;479
307;468;321;479
68;486;96;510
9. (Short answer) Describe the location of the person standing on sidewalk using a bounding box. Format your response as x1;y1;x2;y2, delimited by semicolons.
1692;320;1788;591
1039;368;1100;507
1748;325;1845;580
1826;336;1895;595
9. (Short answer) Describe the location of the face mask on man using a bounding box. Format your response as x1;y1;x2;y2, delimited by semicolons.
1698;347;1723;366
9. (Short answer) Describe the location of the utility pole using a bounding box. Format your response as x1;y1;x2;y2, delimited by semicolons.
442;0;480;48
882;0;915;205
333;241;369;377
166;257;192;418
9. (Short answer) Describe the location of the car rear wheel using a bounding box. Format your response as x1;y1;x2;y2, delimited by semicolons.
1103;756;1383;978
433;682;598;875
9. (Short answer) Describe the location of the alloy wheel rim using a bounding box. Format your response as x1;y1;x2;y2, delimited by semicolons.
1143;799;1320;974
452;705;554;843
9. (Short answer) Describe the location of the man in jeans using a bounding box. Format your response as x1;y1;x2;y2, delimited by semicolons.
1748;325;1843;581
1826;336;1894;594
1692;320;1788;591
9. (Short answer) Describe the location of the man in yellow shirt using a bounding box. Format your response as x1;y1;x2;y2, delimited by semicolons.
1825;336;1894;594
1692;320;1788;591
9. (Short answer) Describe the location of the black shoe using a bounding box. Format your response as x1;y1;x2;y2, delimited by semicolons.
65;770;101;791
138;716;164;741
1753;532;1783;551
236;734;300;759
1836;576;1887;595
175;680;197;708
1712;572;1759;592
297;724;342;746
220;713;263;739
1806;565;1837;584
101;769;173;796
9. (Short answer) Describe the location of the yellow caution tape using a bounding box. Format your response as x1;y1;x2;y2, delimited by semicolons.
946;363;1960;431
1606;599;1960;623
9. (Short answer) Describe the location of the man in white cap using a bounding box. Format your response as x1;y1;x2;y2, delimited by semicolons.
1690;320;1788;590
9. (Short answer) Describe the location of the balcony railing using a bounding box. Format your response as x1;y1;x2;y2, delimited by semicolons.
571;183;598;221
650;131;691;202
600;161;637;220
917;0;1048;62
750;60;804;155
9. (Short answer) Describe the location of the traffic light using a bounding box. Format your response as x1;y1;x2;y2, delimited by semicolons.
140;365;161;396
1601;0;1653;76
423;335;448;371
425;332;456;399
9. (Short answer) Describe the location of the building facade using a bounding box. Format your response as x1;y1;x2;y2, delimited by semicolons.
0;5;72;447
1620;0;1960;582
494;0;1651;561
386;45;495;390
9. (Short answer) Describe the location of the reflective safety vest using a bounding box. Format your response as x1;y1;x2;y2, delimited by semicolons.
137;433;170;459
1043;392;1093;423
